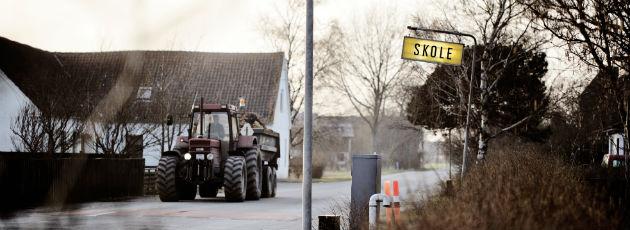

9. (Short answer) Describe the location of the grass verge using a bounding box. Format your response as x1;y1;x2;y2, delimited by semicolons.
282;167;416;183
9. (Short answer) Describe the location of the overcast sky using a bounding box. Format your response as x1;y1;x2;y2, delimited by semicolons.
0;0;586;117
0;0;437;52
0;0;444;115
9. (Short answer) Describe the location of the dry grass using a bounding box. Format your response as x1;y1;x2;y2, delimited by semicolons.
284;167;408;183
404;142;619;230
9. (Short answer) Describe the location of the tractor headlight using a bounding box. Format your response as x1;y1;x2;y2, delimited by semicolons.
206;154;213;160
183;153;192;160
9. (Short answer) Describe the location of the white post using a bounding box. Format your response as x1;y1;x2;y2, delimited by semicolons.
368;193;392;230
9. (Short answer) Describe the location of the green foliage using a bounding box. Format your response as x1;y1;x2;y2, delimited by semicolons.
488;45;550;141
406;44;550;141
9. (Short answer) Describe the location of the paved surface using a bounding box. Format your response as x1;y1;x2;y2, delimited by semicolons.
0;170;447;229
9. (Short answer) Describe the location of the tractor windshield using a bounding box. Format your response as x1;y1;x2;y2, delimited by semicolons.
191;112;230;141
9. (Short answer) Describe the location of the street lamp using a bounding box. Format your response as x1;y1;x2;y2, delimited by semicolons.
406;26;477;181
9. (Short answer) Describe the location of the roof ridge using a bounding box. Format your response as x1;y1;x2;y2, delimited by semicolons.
53;50;285;56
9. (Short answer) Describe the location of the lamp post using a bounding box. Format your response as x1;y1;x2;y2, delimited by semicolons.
303;0;314;229
406;26;477;180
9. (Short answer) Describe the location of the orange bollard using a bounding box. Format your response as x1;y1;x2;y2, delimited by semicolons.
393;180;401;224
384;180;392;227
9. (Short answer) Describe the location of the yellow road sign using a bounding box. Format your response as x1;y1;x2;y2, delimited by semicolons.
401;36;464;65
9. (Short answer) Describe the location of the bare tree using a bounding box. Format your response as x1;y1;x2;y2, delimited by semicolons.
328;8;414;153
520;0;630;177
87;111;161;155
10;103;83;154
10;57;86;154
259;0;344;147
379;117;425;169
453;0;548;161
10;104;45;152
408;0;549;162
519;0;629;73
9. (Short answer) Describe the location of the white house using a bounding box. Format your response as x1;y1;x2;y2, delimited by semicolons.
0;37;291;179
0;70;33;150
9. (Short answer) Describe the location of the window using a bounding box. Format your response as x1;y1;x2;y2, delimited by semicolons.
136;87;152;102
191;112;229;141
231;117;239;140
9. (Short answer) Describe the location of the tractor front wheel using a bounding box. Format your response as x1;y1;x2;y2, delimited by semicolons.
224;156;247;202
156;156;179;202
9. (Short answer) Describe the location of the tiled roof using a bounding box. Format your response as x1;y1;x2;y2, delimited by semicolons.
0;37;285;123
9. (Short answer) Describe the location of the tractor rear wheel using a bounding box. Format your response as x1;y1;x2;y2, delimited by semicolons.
262;166;277;198
157;156;179;202
270;167;277;197
224;156;247;202
199;183;219;198
245;149;262;200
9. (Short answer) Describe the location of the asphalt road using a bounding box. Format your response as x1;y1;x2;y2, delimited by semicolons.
0;169;447;230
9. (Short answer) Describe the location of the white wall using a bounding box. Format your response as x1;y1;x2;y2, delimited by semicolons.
609;133;625;156
0;69;33;151
267;59;290;179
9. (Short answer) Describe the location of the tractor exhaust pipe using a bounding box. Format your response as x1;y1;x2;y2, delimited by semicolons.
199;97;204;137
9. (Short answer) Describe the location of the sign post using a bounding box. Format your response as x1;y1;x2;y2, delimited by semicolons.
404;26;477;181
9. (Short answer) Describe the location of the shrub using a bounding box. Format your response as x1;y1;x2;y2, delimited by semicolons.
405;141;618;230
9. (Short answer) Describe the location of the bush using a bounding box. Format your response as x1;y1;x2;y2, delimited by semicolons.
406;141;618;230
289;156;302;179
288;153;326;179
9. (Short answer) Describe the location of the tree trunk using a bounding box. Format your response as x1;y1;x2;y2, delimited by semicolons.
371;126;379;154
477;50;490;162
623;77;629;183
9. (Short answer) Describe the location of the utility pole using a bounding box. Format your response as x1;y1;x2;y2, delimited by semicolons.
303;0;314;229
406;26;476;179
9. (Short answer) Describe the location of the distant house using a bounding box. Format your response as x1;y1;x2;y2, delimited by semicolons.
313;118;354;170
578;68;628;165
291;115;426;170
0;37;291;178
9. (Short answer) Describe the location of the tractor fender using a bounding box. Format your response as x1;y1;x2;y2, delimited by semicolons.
162;149;182;158
237;136;258;149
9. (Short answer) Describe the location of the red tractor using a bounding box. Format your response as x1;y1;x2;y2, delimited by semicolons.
156;98;279;202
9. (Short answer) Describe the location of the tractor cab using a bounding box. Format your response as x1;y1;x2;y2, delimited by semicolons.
188;103;240;147
190;111;229;141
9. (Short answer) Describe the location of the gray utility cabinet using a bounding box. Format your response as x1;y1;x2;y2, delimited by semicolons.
349;154;381;230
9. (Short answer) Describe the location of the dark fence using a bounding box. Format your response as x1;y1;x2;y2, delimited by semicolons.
0;152;144;212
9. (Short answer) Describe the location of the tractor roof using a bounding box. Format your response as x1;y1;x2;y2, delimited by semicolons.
192;104;239;113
